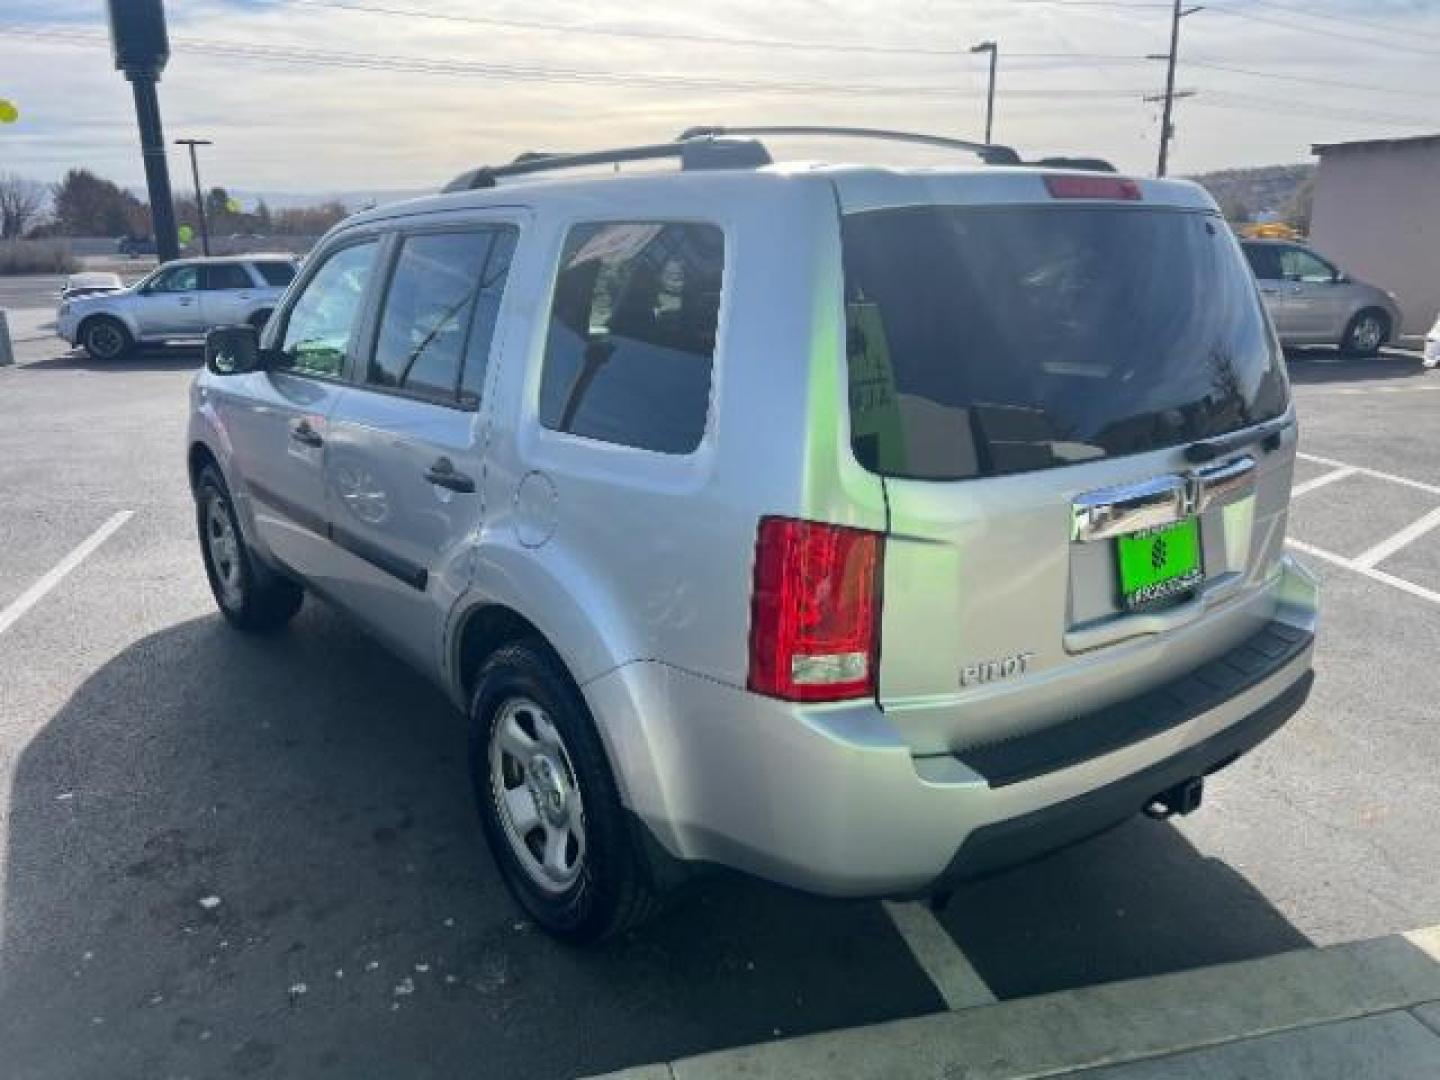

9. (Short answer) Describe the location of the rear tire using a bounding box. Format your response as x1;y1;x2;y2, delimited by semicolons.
469;639;661;943
195;464;303;632
81;316;132;361
1341;309;1388;357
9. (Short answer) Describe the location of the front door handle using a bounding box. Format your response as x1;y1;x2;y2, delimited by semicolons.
424;456;475;493
290;419;323;448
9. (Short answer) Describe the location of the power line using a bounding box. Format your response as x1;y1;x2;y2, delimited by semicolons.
272;0;1142;61
1234;0;1438;46
1196;89;1436;128
1205;5;1440;59
5;26;1152;100
1186;60;1422;99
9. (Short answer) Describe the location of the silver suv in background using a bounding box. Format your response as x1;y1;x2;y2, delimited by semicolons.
1240;238;1402;356
58;254;299;361
187;129;1318;942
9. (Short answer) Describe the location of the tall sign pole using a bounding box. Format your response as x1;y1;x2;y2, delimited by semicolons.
107;0;179;262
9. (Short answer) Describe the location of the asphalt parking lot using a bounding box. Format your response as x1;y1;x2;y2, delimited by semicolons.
1;333;1438;1079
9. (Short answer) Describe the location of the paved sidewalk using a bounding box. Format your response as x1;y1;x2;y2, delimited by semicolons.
596;926;1440;1080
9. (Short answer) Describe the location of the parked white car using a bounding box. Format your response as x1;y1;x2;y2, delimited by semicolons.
57;255;300;360
1425;312;1439;369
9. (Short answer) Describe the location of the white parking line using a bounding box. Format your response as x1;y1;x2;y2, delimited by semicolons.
1287;538;1440;607
0;511;133;637
883;901;997;1010
1291;467;1356;498
1296;452;1440;498
1353;506;1440;570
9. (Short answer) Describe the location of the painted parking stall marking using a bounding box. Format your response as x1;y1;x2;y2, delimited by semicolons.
0;511;134;636
1288;452;1440;607
883;901;997;1010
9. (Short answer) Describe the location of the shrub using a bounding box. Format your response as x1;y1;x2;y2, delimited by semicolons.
0;240;81;275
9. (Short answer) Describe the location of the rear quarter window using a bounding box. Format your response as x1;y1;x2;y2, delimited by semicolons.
254;261;298;287
538;221;723;455
844;205;1288;480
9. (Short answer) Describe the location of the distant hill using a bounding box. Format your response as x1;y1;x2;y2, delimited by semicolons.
1187;163;1315;222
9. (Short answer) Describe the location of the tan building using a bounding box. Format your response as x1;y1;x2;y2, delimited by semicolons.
1310;134;1440;339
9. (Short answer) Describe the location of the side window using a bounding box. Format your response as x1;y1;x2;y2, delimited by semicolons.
539;221;723;454
253;261;297;288
202;263;253;291
367;227;515;403
1279;247;1334;284
1242;245;1281;281
148;266;198;293
277;240;378;378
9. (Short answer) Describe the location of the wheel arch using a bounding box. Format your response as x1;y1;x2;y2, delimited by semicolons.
76;308;139;343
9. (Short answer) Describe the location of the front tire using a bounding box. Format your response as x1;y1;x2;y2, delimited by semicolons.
1341;309;1388;357
81;316;132;361
248;309;273;333
195;464;303;632
469;639;660;943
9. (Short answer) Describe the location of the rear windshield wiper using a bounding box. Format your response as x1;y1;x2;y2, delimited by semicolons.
1183;416;1289;463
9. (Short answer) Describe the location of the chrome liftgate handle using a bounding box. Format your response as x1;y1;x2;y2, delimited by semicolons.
1071;456;1257;544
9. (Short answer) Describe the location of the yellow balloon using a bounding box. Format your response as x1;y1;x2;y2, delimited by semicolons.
0;100;18;124
225;197;241;214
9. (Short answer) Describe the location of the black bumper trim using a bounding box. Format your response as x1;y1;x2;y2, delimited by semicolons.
959;621;1312;788
935;666;1314;888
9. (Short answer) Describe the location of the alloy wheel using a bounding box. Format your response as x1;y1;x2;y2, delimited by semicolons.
489;696;587;893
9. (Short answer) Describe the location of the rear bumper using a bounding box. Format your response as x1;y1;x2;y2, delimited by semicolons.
585;556;1318;898
935;666;1312;888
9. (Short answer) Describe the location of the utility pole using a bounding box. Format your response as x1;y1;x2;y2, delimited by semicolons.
1149;0;1203;177
176;138;213;256
107;0;179;262
969;40;999;144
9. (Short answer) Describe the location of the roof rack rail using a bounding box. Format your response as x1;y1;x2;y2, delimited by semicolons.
441;136;772;192
1031;156;1117;173
677;125;1023;166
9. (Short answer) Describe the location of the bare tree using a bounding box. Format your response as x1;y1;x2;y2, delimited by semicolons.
0;173;46;240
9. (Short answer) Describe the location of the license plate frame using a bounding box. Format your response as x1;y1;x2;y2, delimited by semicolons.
1116;518;1203;611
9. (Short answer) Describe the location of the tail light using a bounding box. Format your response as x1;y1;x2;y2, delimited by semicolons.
748;517;884;702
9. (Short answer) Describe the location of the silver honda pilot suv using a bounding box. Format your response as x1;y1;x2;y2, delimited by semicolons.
187;131;1319;942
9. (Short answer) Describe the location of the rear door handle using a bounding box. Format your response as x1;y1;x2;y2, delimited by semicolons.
290;419;323;448
424;456;475;493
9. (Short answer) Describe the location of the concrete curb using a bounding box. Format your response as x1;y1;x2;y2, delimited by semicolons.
590;927;1440;1080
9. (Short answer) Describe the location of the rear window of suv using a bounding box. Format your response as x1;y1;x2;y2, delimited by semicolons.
844;205;1288;481
253;261;297;287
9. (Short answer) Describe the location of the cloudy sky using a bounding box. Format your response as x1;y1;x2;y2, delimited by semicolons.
1;0;1436;196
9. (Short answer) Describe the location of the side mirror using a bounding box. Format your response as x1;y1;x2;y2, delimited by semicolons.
205;325;264;375
1334;271;1350;285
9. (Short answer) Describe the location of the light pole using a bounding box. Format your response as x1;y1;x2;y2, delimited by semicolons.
969;40;998;145
175;137;212;255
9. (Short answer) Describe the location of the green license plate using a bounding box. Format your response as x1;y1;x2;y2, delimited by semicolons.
1116;519;1203;611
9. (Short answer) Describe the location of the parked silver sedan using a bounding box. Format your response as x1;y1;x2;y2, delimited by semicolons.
1241;239;1402;356
57;255;300;361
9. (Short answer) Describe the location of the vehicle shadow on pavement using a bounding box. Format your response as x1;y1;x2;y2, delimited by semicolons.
939;814;1312;999
20;346;203;373
0;607;1314;1078
1284;347;1431;385
0;607;937;1080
